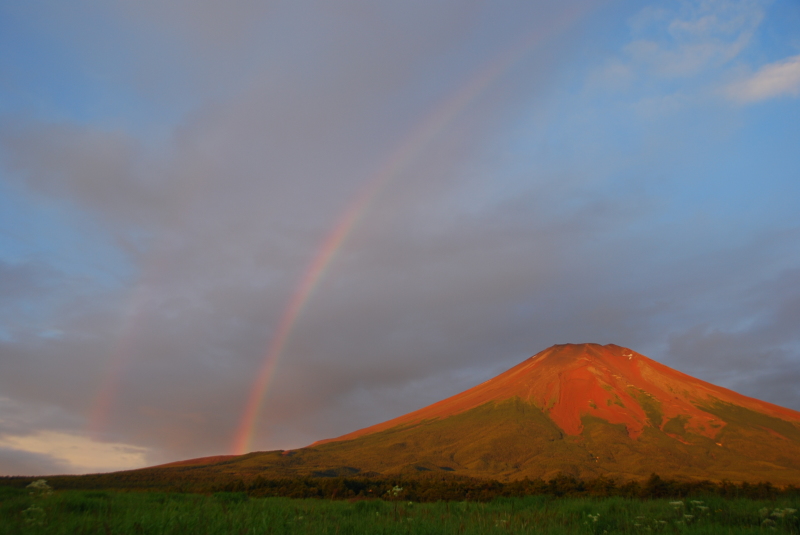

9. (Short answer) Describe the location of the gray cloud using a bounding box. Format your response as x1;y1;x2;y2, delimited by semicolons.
0;260;52;301
0;448;71;477
667;264;800;409
0;0;798;474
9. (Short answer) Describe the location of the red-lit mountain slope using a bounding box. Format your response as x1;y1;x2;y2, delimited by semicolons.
135;344;800;484
316;343;800;445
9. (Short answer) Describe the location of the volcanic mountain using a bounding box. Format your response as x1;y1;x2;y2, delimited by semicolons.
156;344;800;484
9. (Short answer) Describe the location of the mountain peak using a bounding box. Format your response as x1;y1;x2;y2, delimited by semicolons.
316;343;800;445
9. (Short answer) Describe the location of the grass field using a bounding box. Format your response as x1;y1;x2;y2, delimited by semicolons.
2;483;799;534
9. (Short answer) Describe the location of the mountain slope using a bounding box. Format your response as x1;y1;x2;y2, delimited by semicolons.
315;343;799;445
151;344;800;484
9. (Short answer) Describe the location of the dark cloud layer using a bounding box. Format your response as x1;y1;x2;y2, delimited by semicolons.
0;448;70;477
0;0;798;474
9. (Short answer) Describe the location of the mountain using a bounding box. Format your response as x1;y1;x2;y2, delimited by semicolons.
151;344;800;484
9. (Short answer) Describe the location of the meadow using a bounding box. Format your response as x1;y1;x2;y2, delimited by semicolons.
1;482;799;534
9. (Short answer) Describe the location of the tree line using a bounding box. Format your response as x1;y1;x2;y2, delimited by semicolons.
3;473;796;502
211;474;796;502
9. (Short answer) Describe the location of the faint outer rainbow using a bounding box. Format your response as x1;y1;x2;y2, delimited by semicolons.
88;189;208;435
231;2;594;455
87;275;156;436
87;301;138;435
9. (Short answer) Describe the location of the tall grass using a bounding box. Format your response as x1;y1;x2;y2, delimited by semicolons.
1;485;798;534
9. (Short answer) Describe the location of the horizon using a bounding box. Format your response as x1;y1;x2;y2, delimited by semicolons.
1;0;799;476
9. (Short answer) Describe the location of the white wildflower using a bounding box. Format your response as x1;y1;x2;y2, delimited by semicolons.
22;504;45;526
26;479;53;497
669;501;684;507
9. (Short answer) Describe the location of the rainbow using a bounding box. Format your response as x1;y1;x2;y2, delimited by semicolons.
87;281;152;436
231;3;593;455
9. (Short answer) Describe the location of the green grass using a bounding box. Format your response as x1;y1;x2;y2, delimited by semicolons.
1;486;799;534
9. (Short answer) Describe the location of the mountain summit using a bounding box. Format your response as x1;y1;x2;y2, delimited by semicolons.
316;343;799;446
161;344;800;483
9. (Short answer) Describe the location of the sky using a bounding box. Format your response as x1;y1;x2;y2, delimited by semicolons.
0;0;799;476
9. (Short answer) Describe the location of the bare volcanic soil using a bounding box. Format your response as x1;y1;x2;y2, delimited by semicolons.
142;344;800;484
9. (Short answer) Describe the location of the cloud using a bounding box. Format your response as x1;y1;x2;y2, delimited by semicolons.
0;0;798;476
667;266;800;409
726;54;800;102
624;0;765;77
119;0;278;49
0;431;150;475
0;259;51;301
0;120;164;232
587;0;771;116
0;447;71;477
0;259;75;344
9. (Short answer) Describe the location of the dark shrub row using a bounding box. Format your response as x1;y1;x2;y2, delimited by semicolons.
3;472;795;502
